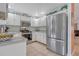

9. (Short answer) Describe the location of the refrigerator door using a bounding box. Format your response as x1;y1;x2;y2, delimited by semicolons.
46;15;56;38
46;15;52;38
55;13;67;40
46;11;68;56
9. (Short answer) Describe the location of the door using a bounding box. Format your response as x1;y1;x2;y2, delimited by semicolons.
46;14;56;38
46;15;52;38
55;13;67;40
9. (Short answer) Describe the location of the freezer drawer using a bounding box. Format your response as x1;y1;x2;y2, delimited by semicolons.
55;40;66;55
47;38;56;52
47;38;66;55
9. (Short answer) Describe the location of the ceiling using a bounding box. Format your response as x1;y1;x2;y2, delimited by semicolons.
8;3;66;17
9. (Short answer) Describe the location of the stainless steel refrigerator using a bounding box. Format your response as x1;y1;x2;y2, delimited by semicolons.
46;10;68;56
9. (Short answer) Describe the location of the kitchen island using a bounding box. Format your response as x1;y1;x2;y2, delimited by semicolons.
0;33;27;56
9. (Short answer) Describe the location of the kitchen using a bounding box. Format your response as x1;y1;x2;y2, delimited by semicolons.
0;3;70;56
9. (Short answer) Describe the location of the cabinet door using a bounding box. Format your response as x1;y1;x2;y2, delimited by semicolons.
6;13;20;26
6;13;14;25
32;32;37;41
31;18;40;27
14;14;20;26
39;32;44;43
40;32;46;44
35;32;40;42
39;16;46;26
35;32;46;44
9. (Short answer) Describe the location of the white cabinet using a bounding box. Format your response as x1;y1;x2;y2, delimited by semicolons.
31;16;46;44
36;32;46;44
39;16;46;26
32;31;46;44
0;41;26;56
31;18;40;27
14;14;20;26
6;13;20;26
31;16;46;27
32;31;37;41
6;13;14;25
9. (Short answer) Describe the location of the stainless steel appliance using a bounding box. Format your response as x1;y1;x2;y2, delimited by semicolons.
46;10;68;55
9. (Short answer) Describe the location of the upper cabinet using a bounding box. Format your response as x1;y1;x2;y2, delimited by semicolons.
39;16;46;26
6;13;20;26
0;3;8;20
20;16;31;27
6;13;14;25
31;16;46;27
14;14;20;26
31;18;40;27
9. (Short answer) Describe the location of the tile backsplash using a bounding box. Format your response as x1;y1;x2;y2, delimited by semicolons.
7;25;20;32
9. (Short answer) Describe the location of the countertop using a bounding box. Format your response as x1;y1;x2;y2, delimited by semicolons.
0;32;27;46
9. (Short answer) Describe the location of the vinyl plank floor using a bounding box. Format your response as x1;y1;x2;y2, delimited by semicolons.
27;42;60;56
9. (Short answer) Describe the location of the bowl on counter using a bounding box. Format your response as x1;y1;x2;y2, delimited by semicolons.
0;33;13;42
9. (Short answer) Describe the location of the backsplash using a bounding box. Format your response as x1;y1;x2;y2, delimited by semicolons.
6;25;20;32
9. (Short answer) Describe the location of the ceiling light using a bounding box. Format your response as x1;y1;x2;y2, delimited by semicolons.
35;13;39;16
34;18;39;22
40;12;45;14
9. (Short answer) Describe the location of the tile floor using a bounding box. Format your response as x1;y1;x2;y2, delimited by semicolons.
27;42;60;56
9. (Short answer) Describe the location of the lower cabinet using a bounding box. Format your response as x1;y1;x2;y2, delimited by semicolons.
32;31;46;44
32;31;37;41
0;41;26;56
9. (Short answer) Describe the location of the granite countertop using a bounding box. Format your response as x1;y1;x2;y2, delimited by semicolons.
0;32;27;46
